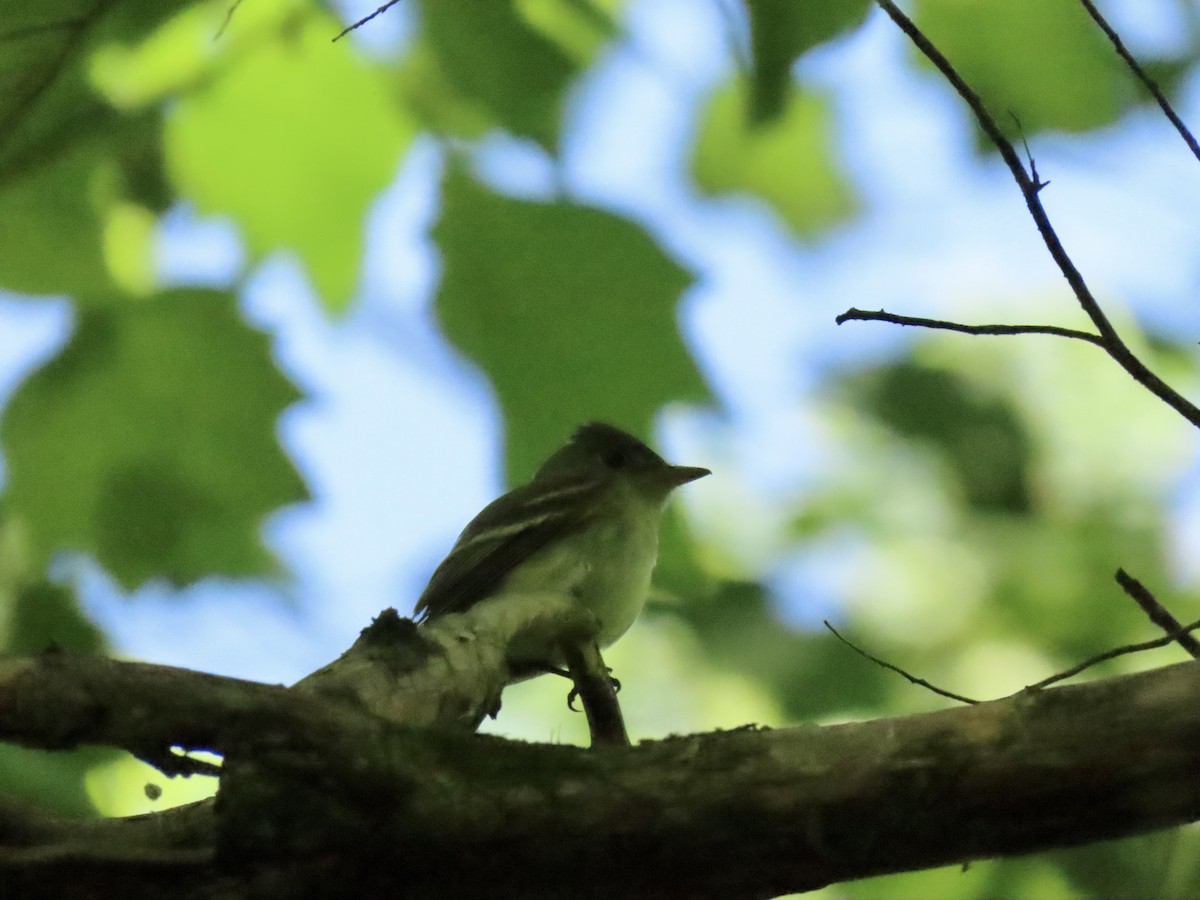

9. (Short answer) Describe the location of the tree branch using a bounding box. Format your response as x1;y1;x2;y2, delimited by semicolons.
1023;615;1200;692
1075;0;1200;163
835;308;1105;346
1115;568;1200;658
866;0;1200;432
5;652;1200;896
332;0;403;42
824;620;979;704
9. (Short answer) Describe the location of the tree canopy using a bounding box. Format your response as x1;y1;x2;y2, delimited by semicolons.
2;0;1200;895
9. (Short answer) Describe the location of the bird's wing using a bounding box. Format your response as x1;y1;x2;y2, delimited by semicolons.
413;475;604;621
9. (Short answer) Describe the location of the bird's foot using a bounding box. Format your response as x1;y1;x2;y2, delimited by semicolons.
567;668;621;711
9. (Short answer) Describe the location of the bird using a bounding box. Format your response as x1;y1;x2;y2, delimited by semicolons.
414;422;709;676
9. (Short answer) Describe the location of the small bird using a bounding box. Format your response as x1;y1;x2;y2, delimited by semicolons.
414;422;710;674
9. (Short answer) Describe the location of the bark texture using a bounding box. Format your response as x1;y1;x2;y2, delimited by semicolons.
1;606;1199;898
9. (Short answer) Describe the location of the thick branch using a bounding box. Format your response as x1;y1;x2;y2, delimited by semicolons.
5;650;1200;896
0;596;599;762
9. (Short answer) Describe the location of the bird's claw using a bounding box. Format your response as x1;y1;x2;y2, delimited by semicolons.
566;668;621;712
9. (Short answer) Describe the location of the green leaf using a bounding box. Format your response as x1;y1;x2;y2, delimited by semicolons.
0;0;175;301
0;113;169;299
743;0;871;124
516;0;619;65
693;80;858;238
0;6;105;172
432;166;710;481
417;0;580;149
0;745;112;818
6;581;106;655
0;146;113;296
0;0;191;173
1;289;307;588
913;0;1131;136
660;579;892;720
853;362;1033;513
166;17;416;312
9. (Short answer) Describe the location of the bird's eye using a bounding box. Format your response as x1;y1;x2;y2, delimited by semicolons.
602;450;626;469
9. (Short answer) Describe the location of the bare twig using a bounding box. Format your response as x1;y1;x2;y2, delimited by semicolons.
836;308;1104;346
1076;0;1200;164
333;0;403;42
870;0;1200;432
215;0;244;41
823;621;979;705
1023;615;1200;692
1115;568;1200;658
1009;112;1049;192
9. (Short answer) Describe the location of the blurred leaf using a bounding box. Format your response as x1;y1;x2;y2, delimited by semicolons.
0;8;108;172
912;0;1132;136
166;17;416;312
416;0;580;149
7;581;105;655
841;856;1078;900
1049;831;1200;900
0;745;112;818
0;146;113;296
0;0;190;172
433;166;710;481
693;80;857;238
395;43;495;141
516;0;618;65
980;510;1166;662
0;289;307;588
0;1;171;300
657;579;892;720
655;505;718;604
743;0;871;123
853;362;1033;513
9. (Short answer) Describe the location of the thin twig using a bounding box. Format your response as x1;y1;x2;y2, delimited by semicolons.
214;0;244;41
872;0;1200;433
1115;568;1200;658
836;308;1105;346
1076;0;1200;164
823;621;979;705
1023;615;1200;693
1009;112;1049;192
333;0;403;42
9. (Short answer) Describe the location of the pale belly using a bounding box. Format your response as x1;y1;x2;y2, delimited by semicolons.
500;509;659;652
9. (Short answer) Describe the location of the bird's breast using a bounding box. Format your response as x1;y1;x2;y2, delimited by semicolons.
572;511;659;648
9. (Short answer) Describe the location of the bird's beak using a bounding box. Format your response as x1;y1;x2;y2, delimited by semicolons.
665;465;711;486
